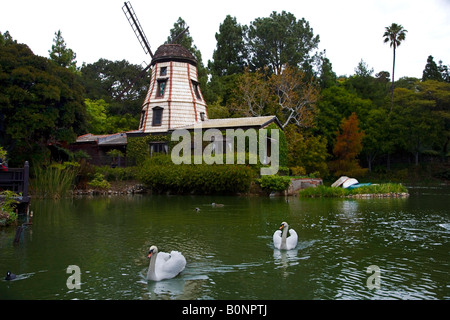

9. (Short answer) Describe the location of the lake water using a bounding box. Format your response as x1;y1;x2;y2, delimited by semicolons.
1;185;449;300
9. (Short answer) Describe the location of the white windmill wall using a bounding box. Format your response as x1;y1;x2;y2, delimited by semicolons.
139;59;208;133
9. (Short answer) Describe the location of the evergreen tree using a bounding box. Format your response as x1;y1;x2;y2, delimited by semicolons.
422;55;443;81
247;11;319;75
166;18;211;102
438;60;450;83
49;30;77;72
209;15;247;77
318;52;336;89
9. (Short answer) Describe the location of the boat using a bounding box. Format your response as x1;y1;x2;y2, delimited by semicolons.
331;176;349;188
342;178;359;189
346;183;372;190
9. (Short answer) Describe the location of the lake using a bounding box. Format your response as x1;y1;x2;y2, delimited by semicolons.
1;185;449;300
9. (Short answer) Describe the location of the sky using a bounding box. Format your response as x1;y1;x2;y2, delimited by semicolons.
1;0;450;79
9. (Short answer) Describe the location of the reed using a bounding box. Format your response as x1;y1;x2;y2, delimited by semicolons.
31;166;78;199
299;183;408;198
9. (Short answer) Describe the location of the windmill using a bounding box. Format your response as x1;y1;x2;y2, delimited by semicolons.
117;1;189;100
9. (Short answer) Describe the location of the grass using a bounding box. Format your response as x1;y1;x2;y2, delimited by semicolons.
30;166;78;199
299;183;408;198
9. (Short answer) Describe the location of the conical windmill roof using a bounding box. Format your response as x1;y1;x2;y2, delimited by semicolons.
151;44;197;66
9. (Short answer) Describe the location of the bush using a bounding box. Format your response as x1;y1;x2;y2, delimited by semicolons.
256;175;292;192
88;173;111;190
0;190;19;226
95;166;137;182
137;159;255;194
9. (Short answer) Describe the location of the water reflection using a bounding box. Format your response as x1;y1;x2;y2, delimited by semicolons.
1;187;449;300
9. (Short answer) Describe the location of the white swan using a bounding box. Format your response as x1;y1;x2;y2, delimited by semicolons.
273;222;298;250
146;245;186;281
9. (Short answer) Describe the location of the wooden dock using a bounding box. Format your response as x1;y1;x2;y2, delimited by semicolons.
0;161;30;213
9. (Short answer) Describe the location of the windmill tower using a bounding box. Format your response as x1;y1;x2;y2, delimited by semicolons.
122;2;208;135
139;44;208;133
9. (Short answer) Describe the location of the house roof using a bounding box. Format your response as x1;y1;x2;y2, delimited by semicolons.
173;116;283;131
151;44;197;66
75;133;128;146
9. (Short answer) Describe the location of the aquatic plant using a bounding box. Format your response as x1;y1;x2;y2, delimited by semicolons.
31;164;78;199
299;183;408;198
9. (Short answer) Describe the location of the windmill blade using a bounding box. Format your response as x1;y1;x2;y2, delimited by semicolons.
170;26;190;44
122;1;153;58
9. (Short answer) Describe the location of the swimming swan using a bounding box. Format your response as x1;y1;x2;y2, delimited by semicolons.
146;245;186;281
273;222;298;250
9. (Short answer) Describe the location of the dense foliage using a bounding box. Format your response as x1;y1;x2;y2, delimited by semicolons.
137;155;255;194
1;11;449;181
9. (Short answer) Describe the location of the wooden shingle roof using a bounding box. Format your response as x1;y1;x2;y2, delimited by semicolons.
151;44;197;66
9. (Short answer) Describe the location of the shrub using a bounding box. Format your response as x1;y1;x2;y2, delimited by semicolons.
137;159;255;194
0;190;19;226
88;173;111;190
256;175;292;192
95;166;137;182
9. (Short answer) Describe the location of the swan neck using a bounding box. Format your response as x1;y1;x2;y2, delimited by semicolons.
148;252;158;278
281;225;288;247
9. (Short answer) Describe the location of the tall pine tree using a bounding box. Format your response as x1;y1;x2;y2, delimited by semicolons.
49;30;77;72
422;55;443;81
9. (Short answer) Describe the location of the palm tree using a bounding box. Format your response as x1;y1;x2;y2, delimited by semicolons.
383;23;407;111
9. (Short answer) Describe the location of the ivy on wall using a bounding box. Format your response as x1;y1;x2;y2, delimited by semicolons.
126;124;288;169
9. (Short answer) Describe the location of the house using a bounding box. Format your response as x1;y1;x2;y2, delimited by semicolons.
71;43;283;165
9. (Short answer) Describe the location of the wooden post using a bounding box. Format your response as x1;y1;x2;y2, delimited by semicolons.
23;161;29;198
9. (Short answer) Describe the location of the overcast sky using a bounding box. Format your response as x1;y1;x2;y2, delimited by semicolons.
1;0;449;79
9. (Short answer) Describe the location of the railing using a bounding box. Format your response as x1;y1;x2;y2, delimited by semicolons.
0;161;30;203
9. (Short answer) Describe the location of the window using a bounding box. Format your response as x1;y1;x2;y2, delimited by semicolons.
156;80;167;98
200;112;205;121
139;110;146;129
152;107;163;126
150;143;168;156
191;80;201;99
160;66;167;76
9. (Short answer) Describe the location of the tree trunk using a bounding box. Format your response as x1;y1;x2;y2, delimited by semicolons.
390;45;396;112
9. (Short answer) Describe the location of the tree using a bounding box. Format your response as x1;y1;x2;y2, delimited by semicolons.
383;23;407;112
390;86;444;165
0;32;86;165
343;60;389;107
232;68;273;117
80;59;150;117
438;60;450;82
422;55;443;81
361;108;393;172
284;124;329;177
318;52;337;89
271;65;318;128
247;11;320;75
415;80;450;156
167;17;211;103
328;113;367;177
208;15;247;77
315;85;374;152
49;30;77;72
